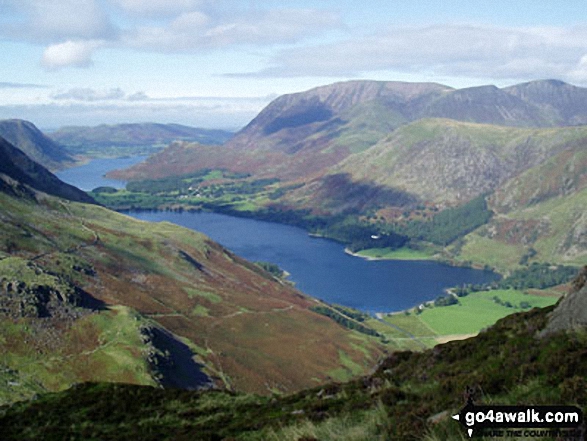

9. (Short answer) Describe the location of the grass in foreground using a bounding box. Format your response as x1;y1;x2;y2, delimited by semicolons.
1;305;586;440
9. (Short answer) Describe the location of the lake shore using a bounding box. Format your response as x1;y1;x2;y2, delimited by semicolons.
344;247;437;261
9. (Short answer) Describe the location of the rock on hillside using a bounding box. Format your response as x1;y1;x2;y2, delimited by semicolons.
541;267;587;335
293;120;587;210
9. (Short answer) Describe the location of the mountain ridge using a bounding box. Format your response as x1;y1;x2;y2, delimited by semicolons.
0;136;95;204
113;78;587;183
0;119;74;171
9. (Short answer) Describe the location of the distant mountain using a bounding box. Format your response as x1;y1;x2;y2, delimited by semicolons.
0;119;74;171
503;79;587;125
0;136;94;204
113;79;587;183
50;123;234;157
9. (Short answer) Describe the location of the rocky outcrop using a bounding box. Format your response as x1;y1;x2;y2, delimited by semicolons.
540;266;587;336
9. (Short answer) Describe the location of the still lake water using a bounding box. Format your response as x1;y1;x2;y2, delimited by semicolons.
57;156;147;191
58;157;499;313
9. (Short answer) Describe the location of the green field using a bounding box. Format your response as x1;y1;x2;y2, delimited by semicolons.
380;289;561;338
355;247;436;260
419;289;558;335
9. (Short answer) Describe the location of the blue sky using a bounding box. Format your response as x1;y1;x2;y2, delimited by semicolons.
1;0;587;129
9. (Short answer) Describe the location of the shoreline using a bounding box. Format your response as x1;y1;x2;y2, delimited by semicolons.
344;247;436;262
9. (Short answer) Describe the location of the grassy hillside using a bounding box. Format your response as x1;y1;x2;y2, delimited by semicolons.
1;293;585;440
0;177;389;402
313;119;587;207
450;144;587;272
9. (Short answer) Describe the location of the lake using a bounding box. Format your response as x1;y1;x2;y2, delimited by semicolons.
58;156;499;313
128;210;498;313
57;156;147;191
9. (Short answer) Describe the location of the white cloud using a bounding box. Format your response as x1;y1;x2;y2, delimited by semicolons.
124;8;342;52
234;24;587;84
2;0;342;69
52;87;125;101
51;87;152;102
42;40;104;70
5;0;117;42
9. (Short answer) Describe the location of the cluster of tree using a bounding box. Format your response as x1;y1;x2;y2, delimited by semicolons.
310;306;381;337
92;186;118;194
394;195;493;245
451;262;579;298
499;262;579;289
492;296;532;309
330;305;370;322
322;219;408;252
434;294;459;307
254;261;285;278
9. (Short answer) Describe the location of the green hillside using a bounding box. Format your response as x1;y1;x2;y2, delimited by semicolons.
0;170;389;402
1;283;585;440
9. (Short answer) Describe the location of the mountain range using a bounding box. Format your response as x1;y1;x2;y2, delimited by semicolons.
111;79;587;271
49;122;233;158
113;79;587;181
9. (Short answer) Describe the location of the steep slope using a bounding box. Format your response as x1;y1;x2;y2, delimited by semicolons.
0;170;385;401
273;119;587;222
109;81;454;181
542;266;587;335
454;143;587;271
423;85;549;126
0;119;74;171
50;122;233;157
2;279;585;440
0;136;95;204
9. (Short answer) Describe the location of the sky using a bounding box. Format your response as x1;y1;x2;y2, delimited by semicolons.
1;0;587;130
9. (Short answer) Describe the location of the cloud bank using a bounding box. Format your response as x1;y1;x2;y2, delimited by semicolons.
233;24;587;84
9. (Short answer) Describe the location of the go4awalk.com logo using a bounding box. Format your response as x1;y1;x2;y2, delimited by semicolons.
452;402;584;438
